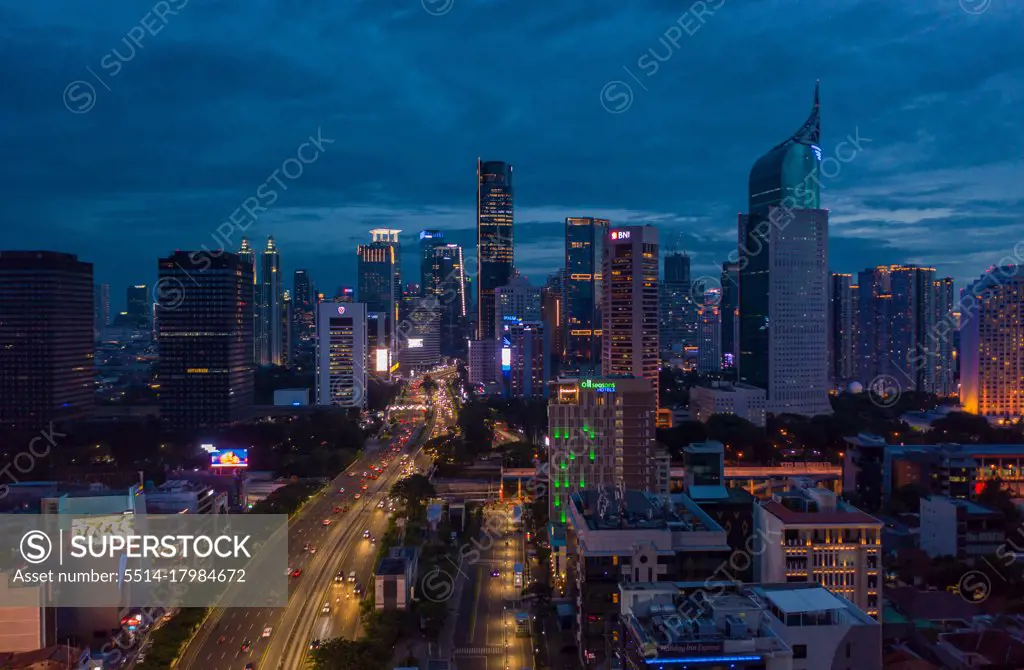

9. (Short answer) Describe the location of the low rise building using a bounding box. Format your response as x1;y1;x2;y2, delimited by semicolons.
919;496;1004;563
374;546;419;612
690;382;767;427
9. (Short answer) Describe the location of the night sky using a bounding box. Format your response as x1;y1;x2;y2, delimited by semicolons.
2;0;1022;310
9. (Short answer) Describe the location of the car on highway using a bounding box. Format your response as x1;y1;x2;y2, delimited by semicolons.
348;570;356;582
354;583;363;596
262;627;272;638
362;471;368;477
491;569;500;577
245;664;255;670
309;639;322;650
348;471;356;477
322;602;331;614
322;519;332;526
335;571;345;583
370;536;376;544
363;529;370;538
291;569;302;578
377;500;385;509
361;484;368;490
241;640;252;652
353;493;361;499
338;488;345;494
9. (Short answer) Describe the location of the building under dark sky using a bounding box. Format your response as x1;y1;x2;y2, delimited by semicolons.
476;159;514;340
0;251;94;432
564;216;607;375
155;251;254;431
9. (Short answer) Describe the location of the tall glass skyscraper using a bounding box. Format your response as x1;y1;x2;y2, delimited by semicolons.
564;217;608;374
476;160;514;340
419;230;444;296
358;229;402;354
258;235;283;366
659;250;696;356
738;82;832;416
238;238;258;363
720;260;739;368
427;243;468;356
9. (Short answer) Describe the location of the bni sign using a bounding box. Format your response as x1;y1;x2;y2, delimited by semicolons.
609;230;630;241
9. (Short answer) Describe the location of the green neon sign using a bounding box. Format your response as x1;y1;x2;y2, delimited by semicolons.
580;379;616;392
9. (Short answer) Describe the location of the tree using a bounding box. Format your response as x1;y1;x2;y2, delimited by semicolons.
503;441;537;468
390;474;436;518
310;639;385;670
422;375;438;397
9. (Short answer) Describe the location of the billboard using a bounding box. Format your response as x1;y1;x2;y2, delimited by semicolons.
408;338;424;348
210;449;248;468
375;347;389;372
501;347;511;371
609;229;631;241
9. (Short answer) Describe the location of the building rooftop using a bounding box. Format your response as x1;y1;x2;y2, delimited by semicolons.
377;558;407;576
940;630;1024;666
762;488;880;526
570;489;720;533
926;495;1001;517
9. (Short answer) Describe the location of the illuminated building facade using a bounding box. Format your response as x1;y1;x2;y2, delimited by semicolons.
156;251;254;430
720;260;739;368
494;274;542;339
257;235;283;366
291;269;316;372
316;302;367;408
756;487;882;620
125;283;148;327
602;226;660;395
358;229;401;355
427;243;468;357
419;230;444;295
739;82;832;417
0;251;95;432
828;273;856;384
960;265;1024;418
547;376;658;526
476;160;514;340
564;217;608;375
541;275;565;376
238;238;258;363
94;283;110;335
500;321;548;399
697;289;721;373
659;250;696;357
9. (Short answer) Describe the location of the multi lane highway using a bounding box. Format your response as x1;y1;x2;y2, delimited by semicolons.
450;504;533;670
177;369;454;670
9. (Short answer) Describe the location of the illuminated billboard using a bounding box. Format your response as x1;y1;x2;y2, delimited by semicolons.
501;347;512;371
408;338;424;349
609;230;631;241
580;379;616;392
375;347;389;372
210;448;248;468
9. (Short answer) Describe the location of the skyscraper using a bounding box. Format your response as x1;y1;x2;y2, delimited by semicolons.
933;277;956;396
358;229;402;354
476;160;514;340
829;273;856;384
494;274;542;339
960;265;1023;418
316;302;368;408
156;251;254;430
427;243;468;357
419;230;444;296
238;238;258;363
697;289;721;373
564;217;609;375
720;260;739;369
94;283;110;334
291;270;315;372
660;250;696;356
126;284;149;327
257;236;283;366
602;226;660;395
0;251;94;432
738;82;831;416
542;272;565;377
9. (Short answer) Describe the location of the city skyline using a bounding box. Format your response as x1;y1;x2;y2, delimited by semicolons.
3;2;1021;296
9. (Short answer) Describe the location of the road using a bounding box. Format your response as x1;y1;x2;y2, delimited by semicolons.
177;368;456;670
450;504;533;670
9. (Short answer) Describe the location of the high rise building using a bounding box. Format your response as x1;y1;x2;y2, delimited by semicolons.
960;265;1024;418
476;159;514;340
254;236;283;365
291;270;316;372
358;229;401;354
738;82;832;416
564;217;608;375
94;283;110;334
829;273;856;384
854;265;954;394
659;250;696;356
334;286;355;303
419;230;444;296
697;289;721;373
156;251;254;430
426;243;468;357
602;226;660;396
720;260;739;368
316;302;367;408
281;289;292;368
541;273;565;377
548;376;659;525
126;284;149;327
398;284;441;371
0;251;95;432
238;238;258;363
501;322;548;399
494;274;542;339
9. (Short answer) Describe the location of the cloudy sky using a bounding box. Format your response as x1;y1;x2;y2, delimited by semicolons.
1;0;1022;309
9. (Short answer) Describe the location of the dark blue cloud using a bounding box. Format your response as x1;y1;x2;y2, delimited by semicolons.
1;0;1022;307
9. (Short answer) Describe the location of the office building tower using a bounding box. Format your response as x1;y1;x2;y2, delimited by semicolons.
855;265;954;394
156;251;254;430
94;283;110;334
960;265;1024;418
659;250;696;356
315;302;367;408
125;283;149;327
541;277;564;376
0;251;94;432
468;339;498;387
494;274;542;340
739;82;831;416
281;289;292;368
564;217;608;375
427;243;468;357
476;159;514;340
548;376;659;525
500;322;549;399
829;273;856;384
690;383;767;426
256;236;283;366
756;487;882;619
601;226;660;396
720;260;739;368
933;276;956;396
697;289;721;373
419;230;444;296
291;270;316;372
367;312;390;377
358;229;401;353
398;287;441;371
238;238;259;363
334;286;355;303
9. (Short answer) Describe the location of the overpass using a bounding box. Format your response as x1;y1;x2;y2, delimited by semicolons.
671;463;842;497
